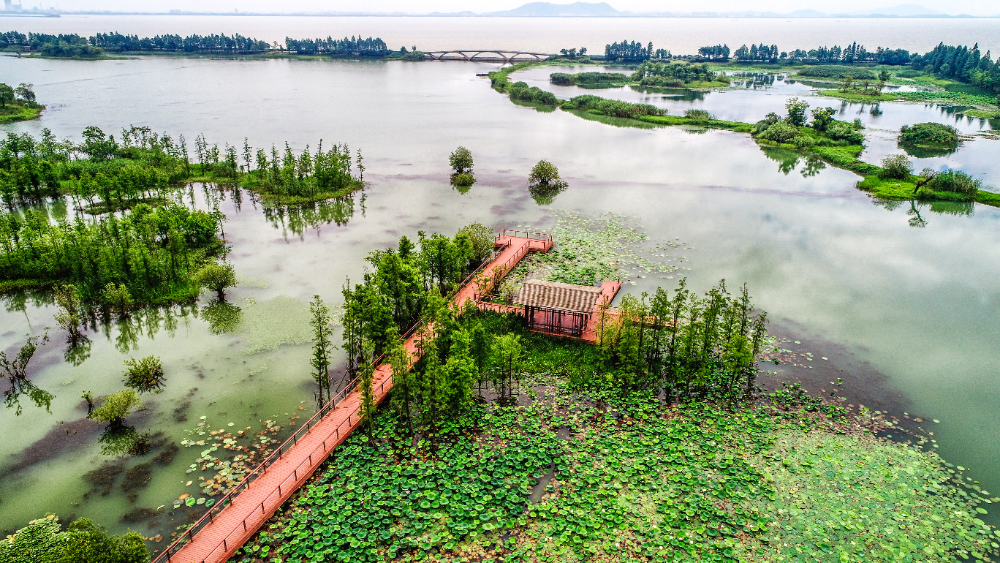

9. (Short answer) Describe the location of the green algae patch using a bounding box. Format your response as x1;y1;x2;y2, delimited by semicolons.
235;296;315;354
747;429;998;563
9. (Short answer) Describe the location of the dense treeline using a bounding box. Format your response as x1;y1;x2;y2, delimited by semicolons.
549;72;627;86
2;29;392;58
913;43;1000;96
697;44;731;61
0;31;103;58
0;126;364;208
734;43;780;63
284;36;389;57
594;280;767;402
630;61;725;87
604;40;669;62
91;31;269;53
1;126;187;207
0;202;223;303
784;44;910;65
193;134;363;201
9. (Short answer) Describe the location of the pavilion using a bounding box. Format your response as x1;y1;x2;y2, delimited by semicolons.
513;280;606;337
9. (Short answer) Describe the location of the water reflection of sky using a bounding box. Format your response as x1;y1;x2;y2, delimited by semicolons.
1;54;1000;536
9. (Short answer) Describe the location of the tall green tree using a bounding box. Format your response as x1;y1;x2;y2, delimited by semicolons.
309;295;334;408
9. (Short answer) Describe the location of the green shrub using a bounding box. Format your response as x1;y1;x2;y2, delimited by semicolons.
879;154;913;180
192;262;237;301
899;122;959;149
569;95;665;118
758;122;801;144
122;356;165;393
90;389;141;426
559;101;577;110
0;515;65;563
684;109;714;121
925;169;981;200
451;172;475;187
785;97;810;127
825;120;865;144
58;518;149;563
528;160;566;189
507;81;558;105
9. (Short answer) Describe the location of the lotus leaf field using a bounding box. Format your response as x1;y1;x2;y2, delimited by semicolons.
237;370;999;563
507;211;682;289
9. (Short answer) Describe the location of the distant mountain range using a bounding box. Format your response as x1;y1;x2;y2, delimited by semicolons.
54;1;1000;18
433;1;986;18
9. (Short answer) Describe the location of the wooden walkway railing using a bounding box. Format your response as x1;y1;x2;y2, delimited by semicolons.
154;232;552;563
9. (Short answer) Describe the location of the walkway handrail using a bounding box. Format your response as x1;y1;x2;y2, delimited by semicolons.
153;231;549;563
154;319;420;563
496;229;552;244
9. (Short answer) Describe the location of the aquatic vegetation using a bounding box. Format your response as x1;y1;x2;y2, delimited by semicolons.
240;371;999;563
236;296;313;354
511;211;678;287
176;414;301;505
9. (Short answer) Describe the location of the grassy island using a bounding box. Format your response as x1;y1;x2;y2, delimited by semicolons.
550;61;730;91
489;62;1000;209
0;82;43;123
0;101;44;123
229;228;999;563
898;122;960;157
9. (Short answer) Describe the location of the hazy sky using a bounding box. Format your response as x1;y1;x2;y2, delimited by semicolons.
22;0;1000;16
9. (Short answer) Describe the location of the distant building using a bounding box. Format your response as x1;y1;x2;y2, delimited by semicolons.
4;0;25;11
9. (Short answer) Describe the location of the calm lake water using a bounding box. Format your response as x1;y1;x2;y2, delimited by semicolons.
1;16;1000;546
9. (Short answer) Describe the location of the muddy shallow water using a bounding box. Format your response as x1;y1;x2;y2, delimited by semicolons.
1;52;999;540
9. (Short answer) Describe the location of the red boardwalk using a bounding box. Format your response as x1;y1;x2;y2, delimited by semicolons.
158;231;554;563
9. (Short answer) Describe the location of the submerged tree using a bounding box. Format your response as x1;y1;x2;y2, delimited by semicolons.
89;389;141;427
0;332;53;415
54;284;84;342
102;283;133;318
528;160;568;205
193;262;237;301
449;146;474;174
122;356;165;393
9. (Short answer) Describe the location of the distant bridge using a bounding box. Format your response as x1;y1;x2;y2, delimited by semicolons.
422;50;553;63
